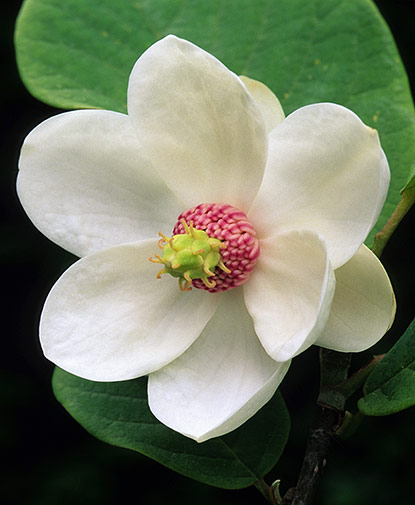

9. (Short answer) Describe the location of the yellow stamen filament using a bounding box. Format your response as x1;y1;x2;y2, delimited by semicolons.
183;272;192;284
202;276;216;288
158;231;170;242
193;249;205;255
203;264;215;276
190;226;198;239
181;218;191;234
158;232;176;250
156;267;167;279
218;259;231;273
149;254;165;264
179;277;192;291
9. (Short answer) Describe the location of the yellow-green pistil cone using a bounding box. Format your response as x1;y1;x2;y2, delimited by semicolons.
150;219;230;291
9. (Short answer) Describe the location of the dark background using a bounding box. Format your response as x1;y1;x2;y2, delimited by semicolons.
1;1;414;504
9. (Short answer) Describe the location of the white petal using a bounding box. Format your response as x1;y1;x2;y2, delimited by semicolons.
40;240;219;381
244;230;335;362
17;110;185;257
239;75;285;132
249;103;390;268
148;289;290;442
316;245;396;352
127;35;268;213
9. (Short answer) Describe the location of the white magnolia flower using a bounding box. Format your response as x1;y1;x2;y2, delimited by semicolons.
18;35;395;442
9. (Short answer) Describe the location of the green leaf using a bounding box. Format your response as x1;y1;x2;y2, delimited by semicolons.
402;162;415;193
52;367;290;489
358;319;415;416
15;0;415;241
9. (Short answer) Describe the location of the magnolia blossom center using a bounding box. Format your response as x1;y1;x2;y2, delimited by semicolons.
150;203;260;293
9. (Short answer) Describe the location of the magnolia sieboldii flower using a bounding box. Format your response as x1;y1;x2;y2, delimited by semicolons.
17;35;395;442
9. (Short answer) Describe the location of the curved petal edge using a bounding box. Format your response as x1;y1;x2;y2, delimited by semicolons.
316;245;396;352
148;289;290;442
244;230;335;362
127;35;268;213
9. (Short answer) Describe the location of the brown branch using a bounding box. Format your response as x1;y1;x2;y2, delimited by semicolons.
282;350;351;505
285;404;342;505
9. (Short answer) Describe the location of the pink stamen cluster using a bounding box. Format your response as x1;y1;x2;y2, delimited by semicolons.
172;203;260;293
